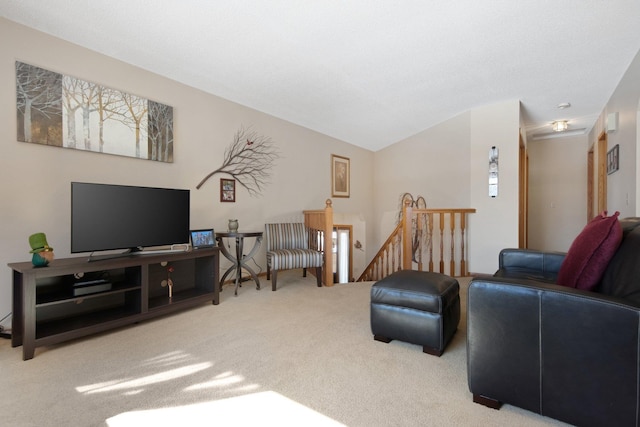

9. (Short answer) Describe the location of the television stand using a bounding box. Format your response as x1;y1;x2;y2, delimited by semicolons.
9;248;219;360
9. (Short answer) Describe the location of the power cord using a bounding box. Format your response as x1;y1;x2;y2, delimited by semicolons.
239;254;263;281
246;255;263;275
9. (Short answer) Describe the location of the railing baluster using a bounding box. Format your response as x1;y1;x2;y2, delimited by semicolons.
416;212;424;271
461;212;467;276
450;213;456;276
357;207;475;282
427;213;433;271
439;212;445;274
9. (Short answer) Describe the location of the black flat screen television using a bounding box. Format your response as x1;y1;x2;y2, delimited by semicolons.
71;182;190;257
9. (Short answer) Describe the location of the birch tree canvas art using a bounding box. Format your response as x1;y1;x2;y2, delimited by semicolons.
16;61;173;162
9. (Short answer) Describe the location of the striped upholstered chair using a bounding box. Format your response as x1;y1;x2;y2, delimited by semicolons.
265;223;323;291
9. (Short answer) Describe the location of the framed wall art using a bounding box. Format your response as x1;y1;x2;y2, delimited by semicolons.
220;178;236;202
15;61;173;162
331;154;350;198
607;144;619;175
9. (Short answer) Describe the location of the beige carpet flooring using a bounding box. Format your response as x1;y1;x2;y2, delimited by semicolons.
0;271;569;426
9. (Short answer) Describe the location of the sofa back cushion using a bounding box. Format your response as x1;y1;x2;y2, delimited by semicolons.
598;218;640;302
557;211;622;291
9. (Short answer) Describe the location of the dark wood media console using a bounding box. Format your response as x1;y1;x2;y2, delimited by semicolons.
9;248;219;360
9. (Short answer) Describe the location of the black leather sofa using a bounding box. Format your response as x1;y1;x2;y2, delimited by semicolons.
467;218;640;427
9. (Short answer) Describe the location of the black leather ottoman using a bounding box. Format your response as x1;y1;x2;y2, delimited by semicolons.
370;270;460;356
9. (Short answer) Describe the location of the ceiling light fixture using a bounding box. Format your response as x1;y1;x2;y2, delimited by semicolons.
531;128;587;141
552;120;568;132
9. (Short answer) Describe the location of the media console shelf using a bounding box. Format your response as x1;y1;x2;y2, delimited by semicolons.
9;248;219;360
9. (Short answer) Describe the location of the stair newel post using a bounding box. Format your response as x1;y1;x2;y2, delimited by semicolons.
323;199;334;286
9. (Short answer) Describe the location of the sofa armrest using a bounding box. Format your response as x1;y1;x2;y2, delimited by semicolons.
495;248;566;283
467;277;640;426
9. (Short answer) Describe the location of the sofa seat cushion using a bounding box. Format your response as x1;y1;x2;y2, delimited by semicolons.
557;211;622;291
266;248;323;270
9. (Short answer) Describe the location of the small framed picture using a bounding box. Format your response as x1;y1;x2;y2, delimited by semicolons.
331;154;350;198
190;229;216;249
607;144;619;175
220;178;236;202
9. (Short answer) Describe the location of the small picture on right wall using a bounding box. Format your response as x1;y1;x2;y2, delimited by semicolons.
607;144;619;175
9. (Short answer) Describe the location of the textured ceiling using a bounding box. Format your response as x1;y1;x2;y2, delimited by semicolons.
2;1;640;151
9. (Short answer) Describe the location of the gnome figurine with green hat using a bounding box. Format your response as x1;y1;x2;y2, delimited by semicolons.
29;232;54;267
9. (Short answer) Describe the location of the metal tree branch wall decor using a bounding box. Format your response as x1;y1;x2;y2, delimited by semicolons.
196;126;280;197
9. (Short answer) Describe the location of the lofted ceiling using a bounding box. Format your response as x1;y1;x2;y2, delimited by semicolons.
2;1;640;151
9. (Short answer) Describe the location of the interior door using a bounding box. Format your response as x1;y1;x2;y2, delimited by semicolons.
519;134;528;248
588;147;594;220
332;225;353;283
597;132;607;215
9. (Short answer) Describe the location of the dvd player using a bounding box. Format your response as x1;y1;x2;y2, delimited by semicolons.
73;279;112;296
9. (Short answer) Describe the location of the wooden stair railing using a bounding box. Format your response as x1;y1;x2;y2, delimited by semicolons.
358;202;476;282
357;222;403;282
303;199;334;287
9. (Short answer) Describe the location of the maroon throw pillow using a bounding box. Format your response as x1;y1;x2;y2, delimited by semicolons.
557;211;622;290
